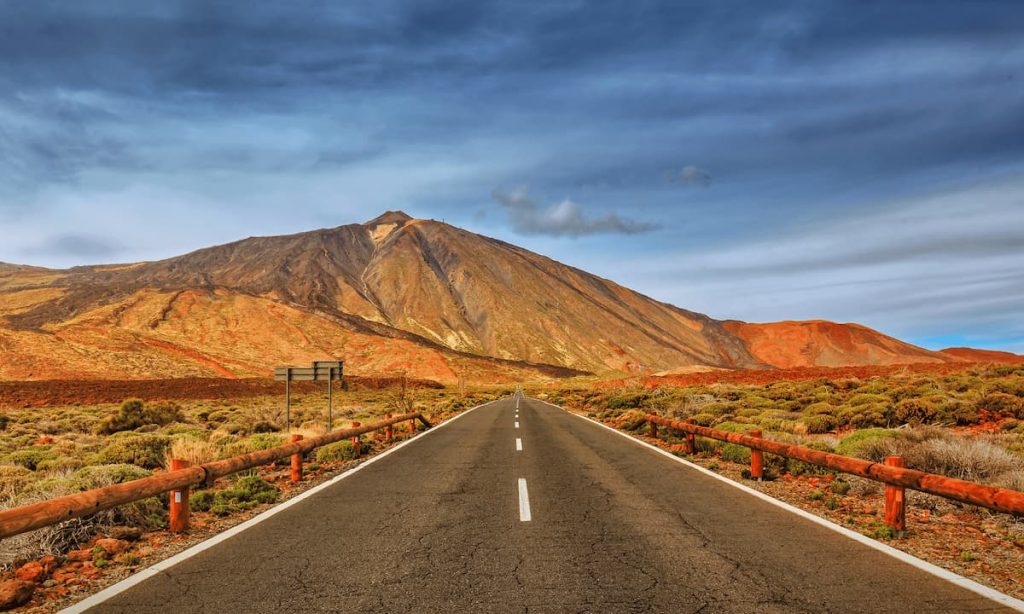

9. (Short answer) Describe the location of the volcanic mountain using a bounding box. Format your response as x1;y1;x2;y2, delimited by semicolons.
0;211;961;382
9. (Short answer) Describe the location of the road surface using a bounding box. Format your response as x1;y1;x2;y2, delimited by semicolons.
80;395;1013;613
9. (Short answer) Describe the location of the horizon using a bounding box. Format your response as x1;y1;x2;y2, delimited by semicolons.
1;2;1022;353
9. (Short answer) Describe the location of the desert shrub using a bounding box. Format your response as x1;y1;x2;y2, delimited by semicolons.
1;464;161;566
0;464;32;499
716;421;754;434
801;414;838;434
903;438;1020;482
164;438;219;468
616;411;649;431
36;457;85;473
222;433;286;457
830;480;851;495
206;411;230;424
835;429;897;458
7;446;58;470
978;392;1024;418
93;435;171;469
804;402;837;415
190;475;278;516
891;397;942;425
0;414;10;431
721;443;751;465
689;413;716;427
848;393;890;406
316;441;358;463
606;391;649;410
942;399;980;425
96;399;186;435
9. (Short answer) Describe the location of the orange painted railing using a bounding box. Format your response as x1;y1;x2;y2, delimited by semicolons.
644;414;1024;534
0;412;432;540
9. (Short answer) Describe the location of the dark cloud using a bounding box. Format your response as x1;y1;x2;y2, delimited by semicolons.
492;187;656;237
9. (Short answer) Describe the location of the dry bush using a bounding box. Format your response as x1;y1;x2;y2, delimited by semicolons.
904;438;1019;482
0;464;162;568
164;438;219;468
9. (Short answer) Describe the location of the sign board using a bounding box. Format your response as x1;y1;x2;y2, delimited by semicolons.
274;361;343;382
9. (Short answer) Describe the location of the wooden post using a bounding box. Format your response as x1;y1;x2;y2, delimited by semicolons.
351;422;361;458
683;419;696;454
649;419;659;439
385;414;393;442
885;456;906;536
327;376;333;431
290;434;303;483
409;418;416;435
285;370;292;432
749;430;764;481
169;459;190;533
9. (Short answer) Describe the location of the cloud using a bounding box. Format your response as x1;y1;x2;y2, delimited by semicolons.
23;234;122;259
667;165;712;187
492;187;657;237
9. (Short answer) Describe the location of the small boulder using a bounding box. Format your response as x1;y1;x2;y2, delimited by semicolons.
66;549;92;562
14;563;45;584
0;580;35;611
93;538;130;556
106;526;143;542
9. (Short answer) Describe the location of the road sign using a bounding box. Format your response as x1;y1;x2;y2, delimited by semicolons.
274;361;345;430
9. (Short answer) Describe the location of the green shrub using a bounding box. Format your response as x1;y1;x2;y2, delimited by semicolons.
606;392;648;410
7;446;58;470
891;397;941;424
96;399;186;435
801;414;838;434
979;392;1024;418
0;464;33;498
690;413;716;427
0;414;9;431
93;435;171;469
835;429;897;457
222;433;286;457
190;476;279;516
721;443;751;464
316;441;358;463
830;480;851;495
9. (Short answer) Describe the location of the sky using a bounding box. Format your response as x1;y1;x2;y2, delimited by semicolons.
1;1;1023;352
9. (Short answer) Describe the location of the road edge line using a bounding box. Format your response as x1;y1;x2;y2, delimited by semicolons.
61;397;507;614
532;398;1024;613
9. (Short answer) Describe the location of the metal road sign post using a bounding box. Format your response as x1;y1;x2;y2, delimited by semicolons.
274;360;344;431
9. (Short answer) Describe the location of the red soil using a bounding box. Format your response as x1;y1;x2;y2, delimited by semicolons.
597;362;988;389
0;376;443;409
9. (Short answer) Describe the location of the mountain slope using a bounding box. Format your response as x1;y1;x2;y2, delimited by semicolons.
0;212;954;380
940;347;1024;364
721;320;954;369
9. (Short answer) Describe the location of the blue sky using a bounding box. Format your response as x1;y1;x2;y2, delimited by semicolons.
1;1;1022;352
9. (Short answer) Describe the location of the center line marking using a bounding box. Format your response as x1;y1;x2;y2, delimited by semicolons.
515;437;523;451
518;478;532;522
515;421;520;429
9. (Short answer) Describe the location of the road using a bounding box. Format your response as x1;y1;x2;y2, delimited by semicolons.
79;395;1014;613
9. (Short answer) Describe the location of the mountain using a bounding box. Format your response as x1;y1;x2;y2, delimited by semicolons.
721;320;954;369
0;212;955;382
939;347;1024;364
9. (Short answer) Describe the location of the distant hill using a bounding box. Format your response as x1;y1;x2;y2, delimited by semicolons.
939;347;1024;364
0;212;962;382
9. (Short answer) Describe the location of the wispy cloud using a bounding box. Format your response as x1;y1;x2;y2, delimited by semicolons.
492;186;657;237
666;165;712;187
23;234;122;259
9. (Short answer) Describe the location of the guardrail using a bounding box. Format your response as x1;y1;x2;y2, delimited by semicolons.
0;412;433;540
644;414;1024;535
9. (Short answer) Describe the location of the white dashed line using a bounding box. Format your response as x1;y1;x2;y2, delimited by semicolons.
518;478;532;522
516;438;523;451
515;421;520;429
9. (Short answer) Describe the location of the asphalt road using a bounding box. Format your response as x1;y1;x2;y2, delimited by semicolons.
81;395;1014;613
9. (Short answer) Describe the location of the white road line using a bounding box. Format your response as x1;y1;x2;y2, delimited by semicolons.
515;421;520;429
550;403;1024;613
516;438;523;451
60;398;502;614
518;478;532;522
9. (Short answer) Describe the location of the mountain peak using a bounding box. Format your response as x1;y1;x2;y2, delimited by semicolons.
364;211;414;226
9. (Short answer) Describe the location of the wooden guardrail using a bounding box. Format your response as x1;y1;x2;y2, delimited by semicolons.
644;414;1024;535
0;412;432;540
